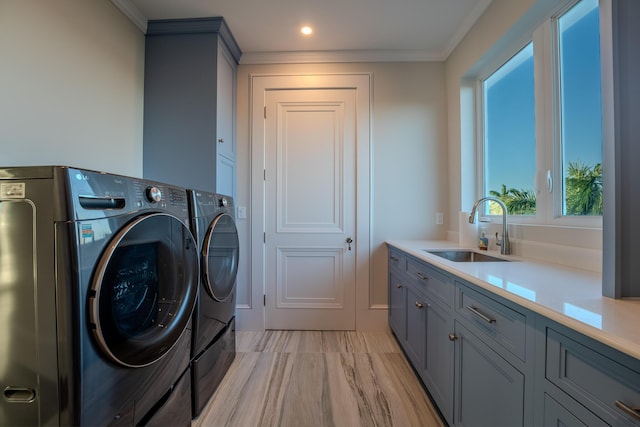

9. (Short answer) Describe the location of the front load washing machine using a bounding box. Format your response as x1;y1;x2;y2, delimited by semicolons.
188;190;239;418
0;166;198;427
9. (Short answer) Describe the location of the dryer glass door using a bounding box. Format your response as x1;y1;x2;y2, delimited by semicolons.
202;213;239;301
89;213;198;368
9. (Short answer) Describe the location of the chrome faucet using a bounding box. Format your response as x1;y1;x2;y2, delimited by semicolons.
468;197;511;255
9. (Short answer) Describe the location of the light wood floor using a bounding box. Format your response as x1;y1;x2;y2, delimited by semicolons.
192;330;446;427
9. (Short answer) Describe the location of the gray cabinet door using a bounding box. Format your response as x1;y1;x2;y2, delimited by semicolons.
215;39;237;197
423;300;454;425
388;270;406;341
455;321;524;427
216;41;236;160
405;285;426;369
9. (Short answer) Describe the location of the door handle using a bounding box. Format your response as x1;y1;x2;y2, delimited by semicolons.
346;237;353;251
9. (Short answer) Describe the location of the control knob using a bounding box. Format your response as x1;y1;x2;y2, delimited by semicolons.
219;197;228;207
146;186;162;203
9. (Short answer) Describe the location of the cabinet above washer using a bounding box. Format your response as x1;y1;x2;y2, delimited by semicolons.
142;17;241;194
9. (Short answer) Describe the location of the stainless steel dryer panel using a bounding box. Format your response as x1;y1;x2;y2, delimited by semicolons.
1;170;61;426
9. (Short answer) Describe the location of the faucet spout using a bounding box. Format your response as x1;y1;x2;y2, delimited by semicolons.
468;196;511;255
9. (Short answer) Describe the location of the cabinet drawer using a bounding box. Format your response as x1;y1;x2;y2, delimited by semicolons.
456;283;526;361
388;248;406;272
406;258;454;308
543;392;607;427
546;328;640;425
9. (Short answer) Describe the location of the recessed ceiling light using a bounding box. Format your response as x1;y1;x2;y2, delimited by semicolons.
300;26;313;36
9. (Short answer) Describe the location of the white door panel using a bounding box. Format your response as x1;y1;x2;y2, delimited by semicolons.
276;247;344;307
265;89;356;330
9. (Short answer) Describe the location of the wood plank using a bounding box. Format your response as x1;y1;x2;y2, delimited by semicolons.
192;330;445;427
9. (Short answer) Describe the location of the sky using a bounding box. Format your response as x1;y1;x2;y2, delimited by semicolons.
484;2;602;195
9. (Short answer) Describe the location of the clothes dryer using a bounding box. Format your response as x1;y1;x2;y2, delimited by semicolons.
188;190;239;418
0;166;198;427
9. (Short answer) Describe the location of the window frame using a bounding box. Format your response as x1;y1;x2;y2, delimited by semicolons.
474;0;602;229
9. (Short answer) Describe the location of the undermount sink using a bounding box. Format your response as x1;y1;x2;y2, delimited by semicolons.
425;250;511;262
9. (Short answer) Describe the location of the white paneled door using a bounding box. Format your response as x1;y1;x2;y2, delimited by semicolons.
264;88;357;330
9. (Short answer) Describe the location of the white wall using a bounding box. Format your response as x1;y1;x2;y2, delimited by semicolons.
0;0;145;177
234;62;448;330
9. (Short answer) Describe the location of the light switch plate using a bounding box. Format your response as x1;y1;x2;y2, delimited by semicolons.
237;206;247;219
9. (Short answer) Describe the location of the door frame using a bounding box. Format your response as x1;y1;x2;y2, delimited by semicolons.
248;73;373;331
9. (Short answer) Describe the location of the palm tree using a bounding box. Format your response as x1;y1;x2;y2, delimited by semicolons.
489;184;536;215
487;161;602;217
565;161;603;215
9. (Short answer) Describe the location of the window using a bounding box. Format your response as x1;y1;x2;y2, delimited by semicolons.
482;44;536;215
557;0;602;216
478;0;602;224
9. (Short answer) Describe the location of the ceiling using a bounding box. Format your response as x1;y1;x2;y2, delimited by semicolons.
112;0;493;63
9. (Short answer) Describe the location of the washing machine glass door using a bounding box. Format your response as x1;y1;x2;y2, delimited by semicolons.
89;213;198;368
202;213;239;301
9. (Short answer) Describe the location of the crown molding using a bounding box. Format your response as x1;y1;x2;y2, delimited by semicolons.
240;49;445;65
110;0;147;33
146;17;242;63
441;0;493;58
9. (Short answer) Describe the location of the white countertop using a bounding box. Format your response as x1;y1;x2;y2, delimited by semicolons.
386;240;640;361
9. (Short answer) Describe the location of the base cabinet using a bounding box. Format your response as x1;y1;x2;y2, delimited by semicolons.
387;246;530;427
387;245;640;427
387;250;456;425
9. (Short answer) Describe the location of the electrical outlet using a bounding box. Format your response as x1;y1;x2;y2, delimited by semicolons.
436;212;444;225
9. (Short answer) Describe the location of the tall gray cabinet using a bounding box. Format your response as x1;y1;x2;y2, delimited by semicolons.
143;17;241;195
602;0;640;298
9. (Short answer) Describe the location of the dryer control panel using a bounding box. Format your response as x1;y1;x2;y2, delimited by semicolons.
62;167;190;220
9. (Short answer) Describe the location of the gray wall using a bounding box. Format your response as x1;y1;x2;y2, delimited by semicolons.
0;0;145;176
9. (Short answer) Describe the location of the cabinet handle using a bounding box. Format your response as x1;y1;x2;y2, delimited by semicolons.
465;305;496;324
448;334;457;341
395;283;402;289
416;272;428;281
615;400;640;421
390;256;399;262
218;138;224;143
415;301;425;309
